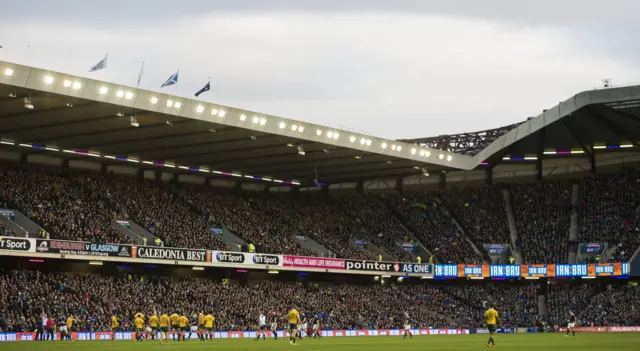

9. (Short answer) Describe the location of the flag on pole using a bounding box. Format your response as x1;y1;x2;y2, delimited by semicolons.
195;80;210;97
89;55;108;72
161;70;179;88
136;61;145;88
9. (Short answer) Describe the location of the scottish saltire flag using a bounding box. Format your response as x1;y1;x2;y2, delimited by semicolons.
161;70;179;88
89;55;108;72
195;80;210;97
136;61;145;88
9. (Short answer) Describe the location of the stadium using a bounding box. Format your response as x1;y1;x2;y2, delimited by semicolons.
0;57;639;351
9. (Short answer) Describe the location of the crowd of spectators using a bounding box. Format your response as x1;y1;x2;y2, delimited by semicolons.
2;269;637;333
0;269;457;332
0;166;129;245
511;180;572;264
380;193;482;263
440;186;511;245
394;284;538;328
175;189;373;260
1;161;640;264
546;283;640;327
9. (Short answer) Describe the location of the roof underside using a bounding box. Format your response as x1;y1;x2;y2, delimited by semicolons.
0;84;456;184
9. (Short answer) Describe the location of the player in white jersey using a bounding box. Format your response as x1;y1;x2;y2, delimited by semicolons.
300;318;308;339
403;312;412;340
256;314;267;341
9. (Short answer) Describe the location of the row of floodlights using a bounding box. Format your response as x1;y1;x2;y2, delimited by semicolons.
3;68;454;163
0;140;301;185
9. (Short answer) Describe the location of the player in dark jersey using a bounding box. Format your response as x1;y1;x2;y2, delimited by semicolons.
566;312;577;337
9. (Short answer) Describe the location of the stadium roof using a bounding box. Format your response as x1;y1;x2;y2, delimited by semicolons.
1;61;640;185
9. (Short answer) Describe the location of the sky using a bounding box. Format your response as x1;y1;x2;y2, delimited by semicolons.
1;0;639;139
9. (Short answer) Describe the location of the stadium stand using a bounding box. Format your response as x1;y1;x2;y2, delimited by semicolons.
379;193;483;263
2;161;640;264
439;186;511;246
511;180;572;264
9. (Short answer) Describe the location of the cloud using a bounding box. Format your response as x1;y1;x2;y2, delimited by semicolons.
1;4;639;139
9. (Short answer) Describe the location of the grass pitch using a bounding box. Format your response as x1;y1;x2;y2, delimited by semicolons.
1;333;638;351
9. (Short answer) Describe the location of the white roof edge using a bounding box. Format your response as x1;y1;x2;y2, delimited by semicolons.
0;61;479;170
473;85;640;164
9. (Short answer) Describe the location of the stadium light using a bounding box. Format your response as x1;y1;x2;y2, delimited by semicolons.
316;129;323;136
259;117;266;126
252;116;260;124
447;155;453;161
349;136;356;143
72;82;82;90
63;80;72;87
298;126;305;132
291;124;298;131
166;100;173;107
196;105;205;113
419;150;425;156
240;114;247;121
381;142;387;149
425;151;431;157
99;86;109;95
397;146;402;151
365;139;372;146
3;68;13;76
333;133;339;140
116;90;125;98
218;110;226;117
439;154;444;160
211;109;218;115
391;144;396;151
44;76;54;85
89;261;103;266
410;148;416;155
125;92;134;100
150;96;158;104
174;102;182;109
360;138;366;145
279;122;286;129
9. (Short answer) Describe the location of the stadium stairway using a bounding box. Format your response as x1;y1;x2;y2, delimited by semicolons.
210;227;247;251
111;219;158;246
0;212;28;237
292;234;336;257
349;238;395;261
502;188;524;264
374;197;437;262
437;198;490;264
0;208;46;238
568;183;580;264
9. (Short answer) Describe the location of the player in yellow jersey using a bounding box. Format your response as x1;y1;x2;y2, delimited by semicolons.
134;316;145;342
204;313;215;341
170;313;180;341
484;305;500;348
159;313;170;344
197;312;205;341
63;314;74;341
179;314;189;341
135;313;145;339
110;315;119;341
287;306;301;345
149;313;159;341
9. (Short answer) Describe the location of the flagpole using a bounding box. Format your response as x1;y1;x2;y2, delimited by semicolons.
137;61;145;88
